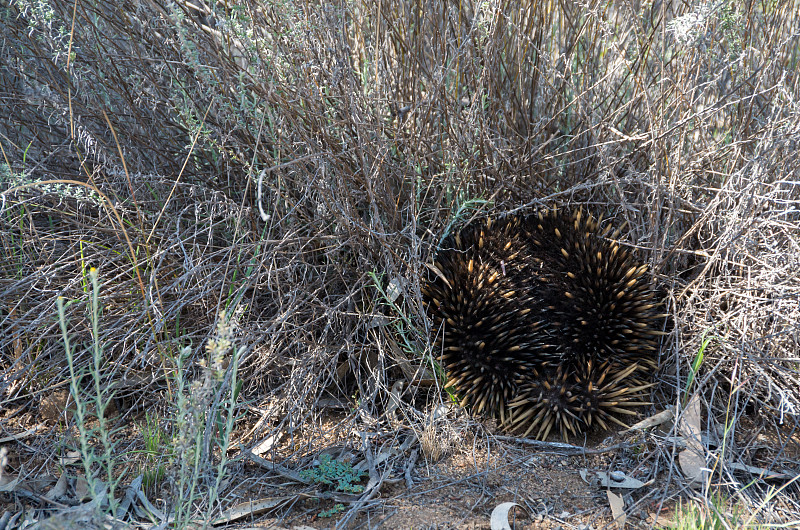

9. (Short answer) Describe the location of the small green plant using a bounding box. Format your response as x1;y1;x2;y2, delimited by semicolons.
319;503;346;518
663;493;760;530
718;1;743;62
439;198;490;247
139;412;169;494
57;267;123;516
300;454;366;494
683;332;713;407
169;309;243;527
666;500;718;530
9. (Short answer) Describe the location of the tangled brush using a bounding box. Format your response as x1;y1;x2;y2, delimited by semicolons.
421;207;665;440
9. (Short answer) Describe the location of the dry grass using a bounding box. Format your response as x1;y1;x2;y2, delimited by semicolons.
1;0;799;526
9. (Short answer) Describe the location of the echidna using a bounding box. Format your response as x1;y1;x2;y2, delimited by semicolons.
421;207;664;440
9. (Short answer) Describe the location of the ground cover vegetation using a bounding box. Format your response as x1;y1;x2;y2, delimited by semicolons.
1;0;799;527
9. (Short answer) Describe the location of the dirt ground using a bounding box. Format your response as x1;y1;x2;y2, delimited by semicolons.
3;403;798;529
214;413;681;529
238;438;675;529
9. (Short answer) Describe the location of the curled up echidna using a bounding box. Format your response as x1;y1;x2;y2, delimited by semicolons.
421;207;664;440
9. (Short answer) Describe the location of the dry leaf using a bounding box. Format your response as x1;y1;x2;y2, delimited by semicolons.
253;431;284;454
624;407;674;433
386;380;405;420
75;476;91;500
607;490;626;528
0;474;19;492
44;473;68;500
678;394;706;488
118;474;143;518
213;496;296;525
386;277;404;302
59;450;81;466
490;502;524;530
594;470;646;489
728;462;792;480
580;469;646;489
0;425;43;444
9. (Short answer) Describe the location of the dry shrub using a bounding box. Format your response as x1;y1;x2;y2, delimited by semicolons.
1;0;799;516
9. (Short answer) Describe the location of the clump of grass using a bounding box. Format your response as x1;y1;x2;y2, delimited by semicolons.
665;494;757;530
319;503;347;518
139;412;169;495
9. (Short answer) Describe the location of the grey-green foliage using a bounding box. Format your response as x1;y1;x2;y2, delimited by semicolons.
319;503;347;518
170;308;243;527
1;163;13;181
300;454;366;494
57;268;122;516
11;0;71;61
718;1;744;61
